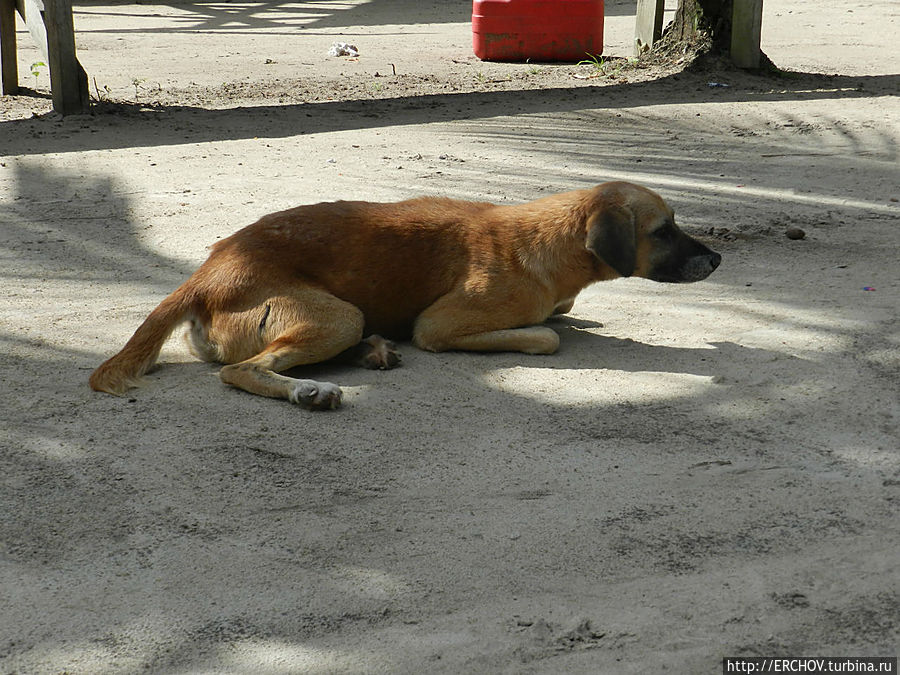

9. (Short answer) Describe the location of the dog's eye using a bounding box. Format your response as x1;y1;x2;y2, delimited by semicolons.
652;226;673;239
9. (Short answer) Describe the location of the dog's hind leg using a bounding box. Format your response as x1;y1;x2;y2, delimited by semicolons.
216;288;364;409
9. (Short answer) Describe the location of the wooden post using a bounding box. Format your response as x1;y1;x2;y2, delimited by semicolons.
43;0;88;113
8;0;88;113
634;0;664;57
0;0;17;94
731;0;764;69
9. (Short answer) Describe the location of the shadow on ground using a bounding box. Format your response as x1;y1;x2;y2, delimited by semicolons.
2;68;897;156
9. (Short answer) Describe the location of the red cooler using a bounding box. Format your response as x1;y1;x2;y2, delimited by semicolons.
472;0;604;62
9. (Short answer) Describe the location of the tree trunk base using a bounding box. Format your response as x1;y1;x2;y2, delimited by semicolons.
644;0;777;74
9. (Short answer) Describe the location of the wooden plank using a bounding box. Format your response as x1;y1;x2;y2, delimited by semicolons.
634;0;665;57
1;0;18;94
731;0;764;69
43;0;88;113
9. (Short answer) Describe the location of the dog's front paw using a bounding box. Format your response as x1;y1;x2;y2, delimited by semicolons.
360;335;401;370
289;379;343;410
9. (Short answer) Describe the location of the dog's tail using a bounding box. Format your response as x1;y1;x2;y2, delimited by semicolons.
89;284;198;396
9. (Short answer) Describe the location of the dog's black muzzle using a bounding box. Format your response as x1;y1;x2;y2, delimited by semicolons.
650;236;722;283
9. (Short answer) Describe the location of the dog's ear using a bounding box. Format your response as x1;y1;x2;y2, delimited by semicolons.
585;205;636;277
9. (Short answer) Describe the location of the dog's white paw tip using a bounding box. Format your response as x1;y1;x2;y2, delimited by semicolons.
289;380;342;410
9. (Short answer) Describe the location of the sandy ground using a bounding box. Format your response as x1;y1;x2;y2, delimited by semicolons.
1;0;899;672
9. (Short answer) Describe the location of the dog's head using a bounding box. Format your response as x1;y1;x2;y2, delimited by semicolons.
585;182;721;283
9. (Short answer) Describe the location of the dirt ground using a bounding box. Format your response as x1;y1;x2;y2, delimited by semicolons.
1;0;898;672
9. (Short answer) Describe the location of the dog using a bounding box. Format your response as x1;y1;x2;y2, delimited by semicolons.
90;181;721;409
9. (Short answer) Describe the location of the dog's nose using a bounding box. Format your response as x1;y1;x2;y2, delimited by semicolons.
709;252;722;270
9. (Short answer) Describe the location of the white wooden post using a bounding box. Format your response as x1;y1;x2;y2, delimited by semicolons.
634;0;665;56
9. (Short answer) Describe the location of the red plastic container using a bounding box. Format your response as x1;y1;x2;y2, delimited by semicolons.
472;0;604;62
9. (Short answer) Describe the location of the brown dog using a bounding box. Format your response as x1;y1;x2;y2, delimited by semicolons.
90;181;720;409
